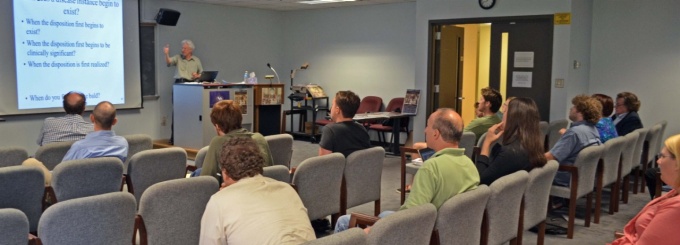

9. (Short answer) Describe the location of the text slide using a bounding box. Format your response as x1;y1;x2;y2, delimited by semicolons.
14;0;124;110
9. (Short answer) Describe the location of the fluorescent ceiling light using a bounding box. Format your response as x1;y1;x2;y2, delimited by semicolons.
299;0;356;4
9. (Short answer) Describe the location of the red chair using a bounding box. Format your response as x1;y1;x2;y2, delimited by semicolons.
369;97;406;147
316;96;383;126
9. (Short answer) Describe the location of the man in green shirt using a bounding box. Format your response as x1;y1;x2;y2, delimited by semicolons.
334;108;479;232
464;87;502;142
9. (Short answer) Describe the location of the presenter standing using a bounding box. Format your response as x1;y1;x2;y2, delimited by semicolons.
164;39;203;144
164;39;203;83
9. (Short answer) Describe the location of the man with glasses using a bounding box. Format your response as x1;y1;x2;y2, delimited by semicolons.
612;92;643;136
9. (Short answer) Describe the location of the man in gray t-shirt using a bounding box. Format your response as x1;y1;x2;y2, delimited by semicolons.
546;95;602;186
318;90;370;157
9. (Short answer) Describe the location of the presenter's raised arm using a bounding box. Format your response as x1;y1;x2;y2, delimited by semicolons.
163;44;172;65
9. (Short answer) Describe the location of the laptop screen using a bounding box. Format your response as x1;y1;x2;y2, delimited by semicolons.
199;71;218;82
418;148;436;161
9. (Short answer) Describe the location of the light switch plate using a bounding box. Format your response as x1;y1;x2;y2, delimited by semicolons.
555;79;565;88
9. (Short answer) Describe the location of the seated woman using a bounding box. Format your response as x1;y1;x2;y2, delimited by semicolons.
609;134;680;245
592;93;619;143
475;97;547;185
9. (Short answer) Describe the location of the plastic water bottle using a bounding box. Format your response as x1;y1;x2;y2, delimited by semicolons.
243;71;248;83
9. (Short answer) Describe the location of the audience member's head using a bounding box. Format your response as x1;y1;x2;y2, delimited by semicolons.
502;97;546;168
63;91;86;115
211;100;242;134
592;94;614;117
570;95;602;124
615;92;641;114
500;96;516;115
480;87;503;114
219;137;264;183
659;134;680;188
91;101;117;130
425;108;463;151
331;90;361;121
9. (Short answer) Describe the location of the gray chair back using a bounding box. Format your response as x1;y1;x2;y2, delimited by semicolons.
0;147;28;168
0;208;29;245
547;119;569;150
345;147;385;210
435;185;491;245
485;171;529;245
620;132;640;177
657;120;668;151
601;136;626;187
539;121;549;149
194;146;209;169
138;176;218;245
523;160;559;229
631;128;649;172
123;134;153;169
38;192;136;245
265;134;294;168
292;153;345;220
460;131;476;159
551;145;604;199
646;124;663;163
477;132;488;147
367;203;437;245
302;228;367;245
0;166;44;232
127;147;187;203
52;157;124;203
34;141;75;170
263;165;291;183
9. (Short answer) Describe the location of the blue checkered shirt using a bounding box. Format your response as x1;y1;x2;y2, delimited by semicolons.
37;114;93;146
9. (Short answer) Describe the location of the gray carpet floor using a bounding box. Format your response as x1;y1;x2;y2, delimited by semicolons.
289;139;650;245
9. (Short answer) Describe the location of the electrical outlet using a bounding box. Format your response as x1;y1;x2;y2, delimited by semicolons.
555;79;565;88
161;116;167;126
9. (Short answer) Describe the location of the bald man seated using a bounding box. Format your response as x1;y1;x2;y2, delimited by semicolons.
24;101;128;185
36;91;94;146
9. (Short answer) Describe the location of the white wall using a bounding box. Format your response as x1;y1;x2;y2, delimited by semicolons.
413;0;592;142
589;0;680;139
281;2;416;133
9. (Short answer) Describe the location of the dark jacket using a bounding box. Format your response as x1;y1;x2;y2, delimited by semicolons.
612;111;643;136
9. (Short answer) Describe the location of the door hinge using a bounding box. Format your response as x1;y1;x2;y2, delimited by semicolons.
435;32;441;40
434;85;440;93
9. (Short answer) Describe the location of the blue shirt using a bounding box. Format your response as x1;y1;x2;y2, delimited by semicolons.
62;130;128;162
596;117;619;143
551;121;601;186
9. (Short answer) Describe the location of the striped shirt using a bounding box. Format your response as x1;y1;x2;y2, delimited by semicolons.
37;114;93;146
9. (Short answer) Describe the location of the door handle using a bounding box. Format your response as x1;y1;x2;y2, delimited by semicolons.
457;97;464;100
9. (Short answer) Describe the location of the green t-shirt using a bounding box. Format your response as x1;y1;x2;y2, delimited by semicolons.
400;148;479;210
464;115;502;142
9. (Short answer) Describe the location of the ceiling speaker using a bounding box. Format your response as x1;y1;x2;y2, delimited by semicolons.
155;8;180;26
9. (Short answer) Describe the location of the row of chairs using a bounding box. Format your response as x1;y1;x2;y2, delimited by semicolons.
1;176;219;245
0;134;153;170
310;161;559;245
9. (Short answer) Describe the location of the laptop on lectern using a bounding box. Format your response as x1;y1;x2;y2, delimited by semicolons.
198;71;218;82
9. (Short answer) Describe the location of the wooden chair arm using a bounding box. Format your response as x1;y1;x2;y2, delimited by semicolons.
348;213;381;229
654;171;662;199
28;233;41;245
290;167;297;175
134;215;148;245
43;186;56;211
400;147;419;204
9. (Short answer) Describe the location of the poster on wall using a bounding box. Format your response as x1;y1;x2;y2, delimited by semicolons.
514;52;534;68
512;72;533;88
235;90;248;115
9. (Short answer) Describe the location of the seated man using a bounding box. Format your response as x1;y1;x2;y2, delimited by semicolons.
335;108;480;232
465;87;503;142
36;91;93;146
24;101;128;185
612;91;643;136
318;90;371;157
546;95;602;187
199;137;315;245
200;100;273;179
